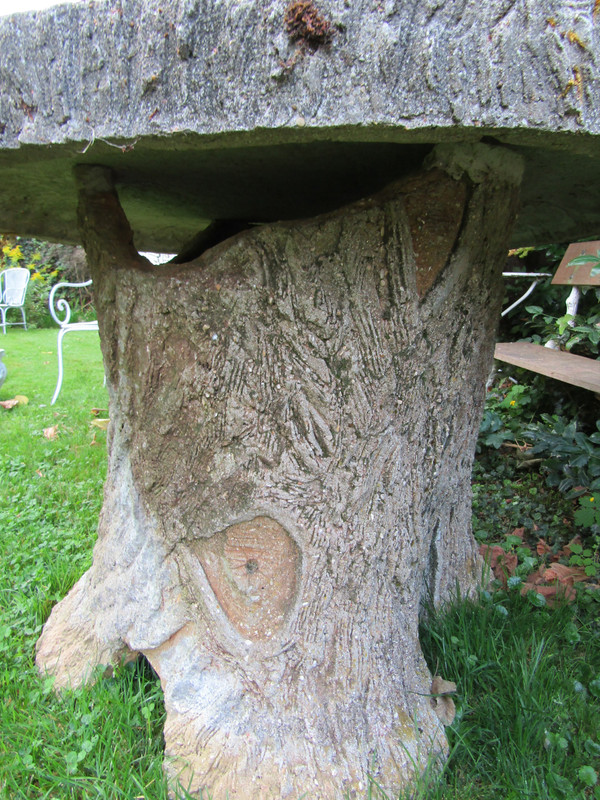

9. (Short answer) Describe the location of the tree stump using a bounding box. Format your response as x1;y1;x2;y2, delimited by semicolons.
36;143;523;798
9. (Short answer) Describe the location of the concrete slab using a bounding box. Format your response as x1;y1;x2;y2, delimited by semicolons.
0;0;599;252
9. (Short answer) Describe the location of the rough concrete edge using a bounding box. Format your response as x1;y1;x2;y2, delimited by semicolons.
425;143;525;186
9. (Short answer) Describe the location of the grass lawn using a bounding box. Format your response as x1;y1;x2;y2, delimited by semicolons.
0;330;176;799
0;330;599;799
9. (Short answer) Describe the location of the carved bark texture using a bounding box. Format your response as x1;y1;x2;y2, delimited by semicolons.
36;144;522;799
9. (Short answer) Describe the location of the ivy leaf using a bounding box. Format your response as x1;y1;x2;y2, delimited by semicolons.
527;591;547;607
578;766;598;787
574;507;595;527
544;731;568;751
482;431;507;449
64;751;78;775
547;772;574;796
505;535;523;547
563;622;581;644
584;739;600;757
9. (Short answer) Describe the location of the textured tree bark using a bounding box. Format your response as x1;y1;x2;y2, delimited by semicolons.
36;144;523;798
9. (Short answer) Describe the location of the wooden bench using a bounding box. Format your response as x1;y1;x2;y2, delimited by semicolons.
494;241;600;394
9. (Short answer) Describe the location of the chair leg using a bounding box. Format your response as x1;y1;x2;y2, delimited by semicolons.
51;328;67;405
0;307;28;332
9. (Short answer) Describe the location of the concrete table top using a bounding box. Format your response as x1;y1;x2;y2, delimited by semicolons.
0;0;599;253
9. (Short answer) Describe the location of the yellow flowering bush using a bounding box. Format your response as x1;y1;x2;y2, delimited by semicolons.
1;237;66;327
2;244;24;263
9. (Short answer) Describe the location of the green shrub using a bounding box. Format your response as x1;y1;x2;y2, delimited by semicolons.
523;415;600;496
478;381;538;450
526;289;600;358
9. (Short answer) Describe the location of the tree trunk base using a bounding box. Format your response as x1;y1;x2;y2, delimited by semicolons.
36;144;523;798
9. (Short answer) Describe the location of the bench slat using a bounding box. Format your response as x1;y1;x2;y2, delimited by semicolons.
494;341;600;394
552;240;600;286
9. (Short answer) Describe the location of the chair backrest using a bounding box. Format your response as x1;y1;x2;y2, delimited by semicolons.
49;279;94;327
1;268;30;306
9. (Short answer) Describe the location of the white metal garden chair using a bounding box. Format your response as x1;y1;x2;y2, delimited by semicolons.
49;279;100;405
0;267;30;334
500;271;553;317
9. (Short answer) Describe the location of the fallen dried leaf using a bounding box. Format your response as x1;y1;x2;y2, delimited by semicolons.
90;407;107;417
0;398;19;409
430;675;457;726
537;539;553;556
43;425;59;440
543;563;588;585
524;568;546;586
431;675;457;696
521;582;576;606
520;561;590;608
480;544;518;585
14;395;28;405
90;418;110;430
432;694;456;725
